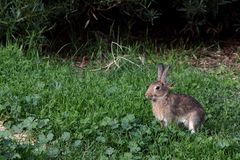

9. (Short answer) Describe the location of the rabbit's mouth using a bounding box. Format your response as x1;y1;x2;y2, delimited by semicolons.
149;93;168;102
145;95;157;102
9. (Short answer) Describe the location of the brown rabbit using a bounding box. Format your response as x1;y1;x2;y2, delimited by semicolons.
145;64;205;133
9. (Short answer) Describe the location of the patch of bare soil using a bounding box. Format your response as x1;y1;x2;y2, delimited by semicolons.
0;121;5;131
74;56;90;69
0;121;35;144
189;40;240;71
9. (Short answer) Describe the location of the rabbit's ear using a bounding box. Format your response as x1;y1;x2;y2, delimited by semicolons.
161;66;169;84
157;64;164;81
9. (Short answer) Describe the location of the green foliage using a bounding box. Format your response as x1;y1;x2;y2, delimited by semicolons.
0;44;240;159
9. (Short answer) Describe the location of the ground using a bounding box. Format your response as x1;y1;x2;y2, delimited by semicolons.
0;44;240;159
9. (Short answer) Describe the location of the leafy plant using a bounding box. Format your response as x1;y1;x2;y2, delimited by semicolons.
1;0;240;55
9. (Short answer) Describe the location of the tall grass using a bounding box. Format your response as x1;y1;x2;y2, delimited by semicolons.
1;0;240;56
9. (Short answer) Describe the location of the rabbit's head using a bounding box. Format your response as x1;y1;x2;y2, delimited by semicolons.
145;64;170;101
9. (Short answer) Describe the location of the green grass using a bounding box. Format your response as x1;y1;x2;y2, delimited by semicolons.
0;44;240;159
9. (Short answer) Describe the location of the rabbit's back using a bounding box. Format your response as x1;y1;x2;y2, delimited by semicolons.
169;94;204;119
167;94;205;127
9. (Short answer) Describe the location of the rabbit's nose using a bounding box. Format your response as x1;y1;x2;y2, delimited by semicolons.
145;93;148;98
145;93;151;99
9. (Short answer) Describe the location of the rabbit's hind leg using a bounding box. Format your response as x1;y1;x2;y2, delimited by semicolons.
159;119;168;128
188;112;201;134
189;120;196;134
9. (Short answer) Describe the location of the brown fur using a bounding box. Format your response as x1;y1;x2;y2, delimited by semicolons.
145;64;205;133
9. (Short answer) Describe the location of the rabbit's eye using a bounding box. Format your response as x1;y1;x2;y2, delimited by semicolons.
155;86;161;90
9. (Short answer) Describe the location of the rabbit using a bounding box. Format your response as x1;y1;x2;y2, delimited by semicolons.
145;64;205;133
